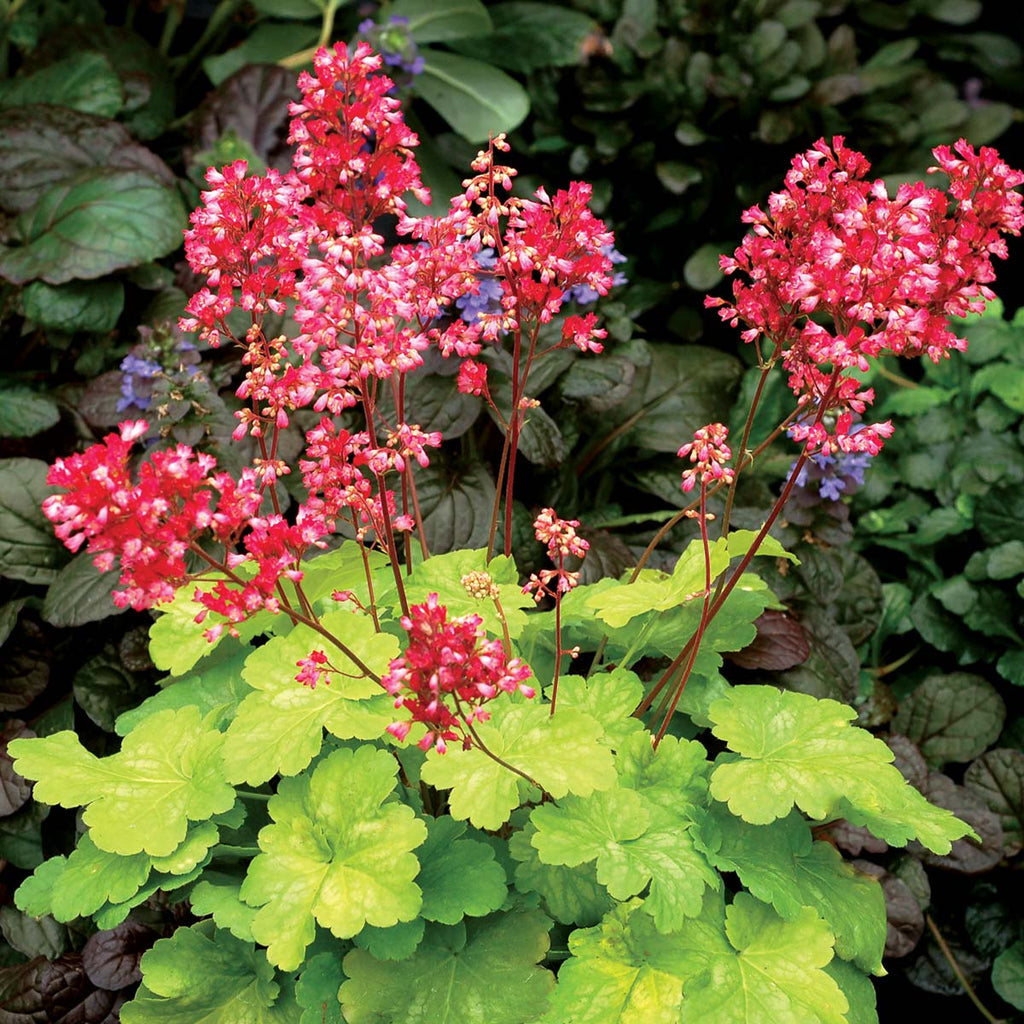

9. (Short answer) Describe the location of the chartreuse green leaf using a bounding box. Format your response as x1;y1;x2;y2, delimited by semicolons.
296;540;393;610
544;901;683;1024
11;856;65;919
121;920;298;1024
95;865;206;931
221;610;398;785
709;807;886;974
21;833;149;922
416;816;507;924
553;669;646;749
340;912;554;1024
148;570;278;676
532;733;719;933
190;873;258;942
8;707;235;856
16;817;222;925
826;960;879;1024
510;821;615;926
585;532;795;630
401;548;534;639
115;646;251;736
707;687;975;853
151;819;220;875
546;893;849;1024
240;745;427;971
585;539;732;629
616;731;711;812
353;919;427;961
420;702;615;829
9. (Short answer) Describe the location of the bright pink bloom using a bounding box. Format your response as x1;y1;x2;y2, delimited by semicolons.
678;423;735;494
381;594;534;753
562;313;607;353
457;359;489;396
524;508;589;601
708;136;1024;455
297;649;331;689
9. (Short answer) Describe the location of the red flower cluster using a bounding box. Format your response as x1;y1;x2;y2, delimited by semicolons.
678;423;735;494
523;508;590;601
43;43;617;648
707;136;1024;456
381;594;535;753
42;422;258;611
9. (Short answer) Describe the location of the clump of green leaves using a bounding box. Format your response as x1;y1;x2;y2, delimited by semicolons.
7;536;974;1023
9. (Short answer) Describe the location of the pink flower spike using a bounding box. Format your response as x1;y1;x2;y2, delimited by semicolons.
678;423;734;494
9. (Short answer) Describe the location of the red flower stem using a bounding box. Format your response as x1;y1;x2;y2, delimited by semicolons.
406;467;430;561
454;694;548;796
550;564;564;716
187;542;381;683
492;594;513;659
358;541;381;631
719;361;773;538
628;404;803;582
360;391;409;617
394;372;414;572
486;415;512;561
653;482;712;748
635;373;838;721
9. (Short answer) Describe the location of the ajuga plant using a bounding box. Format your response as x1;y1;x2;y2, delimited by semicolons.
8;42;1024;1024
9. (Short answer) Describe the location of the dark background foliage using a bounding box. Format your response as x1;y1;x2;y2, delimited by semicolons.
1;0;1023;1019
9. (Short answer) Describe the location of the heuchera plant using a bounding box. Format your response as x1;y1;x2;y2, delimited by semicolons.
9;42;1024;1024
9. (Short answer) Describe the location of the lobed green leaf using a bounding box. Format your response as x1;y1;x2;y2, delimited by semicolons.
9;706;235;856
707;687;975;853
340;912;554;1024
240;745;427;970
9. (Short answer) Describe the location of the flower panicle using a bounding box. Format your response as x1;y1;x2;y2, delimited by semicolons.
381;594;534;753
707;135;1024;458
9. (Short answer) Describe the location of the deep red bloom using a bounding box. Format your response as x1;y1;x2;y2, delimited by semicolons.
709;136;1024;455
381;594;534;753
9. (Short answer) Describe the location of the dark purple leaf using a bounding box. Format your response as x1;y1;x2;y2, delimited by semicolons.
0;955;124;1023
117;627;154;674
77;372;125;430
577;530;634;586
905;932;989;997
0;106;173;215
886;734;929;790
820;820;888;857
964;747;1024;856
773;608;859;703
893;672;1006;766
913;773;1004;873
191;65;300;172
82;919;158;991
1;719;33;816
964;882;1021;958
0;618;50;714
725;609;809;670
